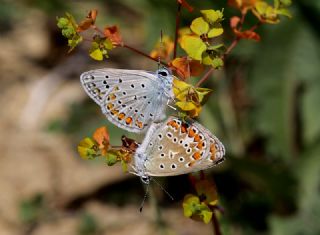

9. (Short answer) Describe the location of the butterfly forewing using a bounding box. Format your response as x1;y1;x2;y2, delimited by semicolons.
142;117;225;176
80;69;170;133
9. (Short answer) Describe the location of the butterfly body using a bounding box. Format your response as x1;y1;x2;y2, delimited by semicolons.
80;68;174;133
133;116;225;184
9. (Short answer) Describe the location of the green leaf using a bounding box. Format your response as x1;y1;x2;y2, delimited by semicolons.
207;44;224;51
202;52;224;68
77;137;98;160
121;160;128;172
200;9;224;24
180;35;206;60
103;38;113;50
57;17;69;28
190;17;209;36
105;152;118;166
68;34;82;52
276;8;292;18
183;194;200;217
201;209;213;224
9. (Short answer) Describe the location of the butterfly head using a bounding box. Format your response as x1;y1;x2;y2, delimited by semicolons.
157;68;174;100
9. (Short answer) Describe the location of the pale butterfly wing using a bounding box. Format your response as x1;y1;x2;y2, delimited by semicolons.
80;69;171;133
134;116;225;177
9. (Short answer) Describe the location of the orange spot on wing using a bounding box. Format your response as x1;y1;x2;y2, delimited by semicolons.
210;144;216;161
125;117;133;125
192;152;201;160
188;161;195;167
167;120;179;130
194;134;201;142
111;109;119;116
106;103;114;110
108;94;116;100
180;123;188;133
196;141;203;150
188;128;196;138
118;112;125;120
135;120;143;129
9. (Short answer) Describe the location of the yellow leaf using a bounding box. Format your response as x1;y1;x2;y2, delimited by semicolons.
173;78;192;100
180;35;206;60
176;101;197;111
190;17;209;36
200;9;223;24
207;27;224;38
195;87;213;103
77;137;97;160
89;48;103;61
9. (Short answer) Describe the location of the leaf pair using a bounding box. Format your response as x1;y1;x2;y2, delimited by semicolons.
182;179;219;224
173;79;212;117
180;9;225;69
77;127;138;172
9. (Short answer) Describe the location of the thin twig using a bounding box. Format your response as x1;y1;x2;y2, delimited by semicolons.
195;67;215;87
173;3;182;59
211;211;222;235
122;44;168;66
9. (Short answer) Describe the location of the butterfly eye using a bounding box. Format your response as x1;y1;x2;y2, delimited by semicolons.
158;71;168;76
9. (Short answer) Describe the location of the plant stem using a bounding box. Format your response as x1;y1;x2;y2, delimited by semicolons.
211;211;222;235
173;3;182;59
122;44;168;66
196;12;249;87
196;67;215;87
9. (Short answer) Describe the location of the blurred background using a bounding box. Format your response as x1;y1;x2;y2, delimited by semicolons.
0;0;319;234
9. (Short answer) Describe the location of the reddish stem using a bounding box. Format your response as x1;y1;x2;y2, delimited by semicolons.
173;3;182;59
211;211;222;235
196;11;250;87
122;44;168;66
195;67;215;87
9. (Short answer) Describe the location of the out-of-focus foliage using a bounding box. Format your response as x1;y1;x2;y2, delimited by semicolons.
2;0;320;234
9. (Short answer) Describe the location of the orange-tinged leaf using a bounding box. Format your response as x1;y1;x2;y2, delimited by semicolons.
150;35;174;61
230;16;241;28
190;17;209;36
228;0;261;12
180;35;206;60
104;25;123;45
236;30;261;41
177;0;194;12
77;9;98;32
170;57;204;79
93;126;110;149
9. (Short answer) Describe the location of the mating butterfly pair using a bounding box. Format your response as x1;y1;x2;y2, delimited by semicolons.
80;68;225;183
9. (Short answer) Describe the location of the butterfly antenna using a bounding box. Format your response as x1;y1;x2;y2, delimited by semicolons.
139;182;150;212
158;30;163;70
151;178;174;201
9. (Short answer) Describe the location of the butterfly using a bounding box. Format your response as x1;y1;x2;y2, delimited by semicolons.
80;68;174;133
132;116;225;184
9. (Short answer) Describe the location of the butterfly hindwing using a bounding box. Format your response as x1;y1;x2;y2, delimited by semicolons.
141;117;225;176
